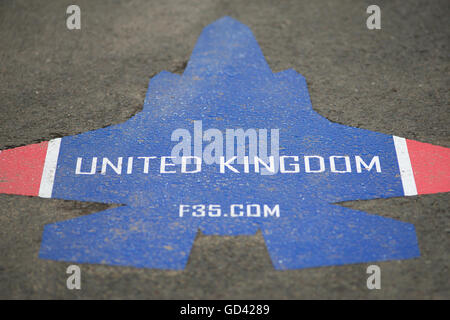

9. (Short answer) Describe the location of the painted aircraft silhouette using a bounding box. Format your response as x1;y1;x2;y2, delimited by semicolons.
0;17;449;269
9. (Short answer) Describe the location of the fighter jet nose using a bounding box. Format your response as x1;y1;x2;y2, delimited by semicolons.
0;139;61;197
406;139;450;195
183;16;272;79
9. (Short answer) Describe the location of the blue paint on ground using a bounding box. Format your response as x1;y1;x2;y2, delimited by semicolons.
39;17;420;269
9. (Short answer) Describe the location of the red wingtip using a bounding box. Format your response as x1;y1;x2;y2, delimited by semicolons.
0;141;48;196
407;139;450;195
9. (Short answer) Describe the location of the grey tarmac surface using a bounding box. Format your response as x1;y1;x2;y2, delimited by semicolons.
0;0;448;299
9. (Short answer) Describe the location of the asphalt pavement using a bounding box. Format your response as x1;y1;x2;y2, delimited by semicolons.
0;0;448;299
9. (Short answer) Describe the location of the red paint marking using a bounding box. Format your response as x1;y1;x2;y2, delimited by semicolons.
0;142;48;196
407;139;450;195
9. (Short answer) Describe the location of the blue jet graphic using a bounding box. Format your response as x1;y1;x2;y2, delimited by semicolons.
3;17;449;270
